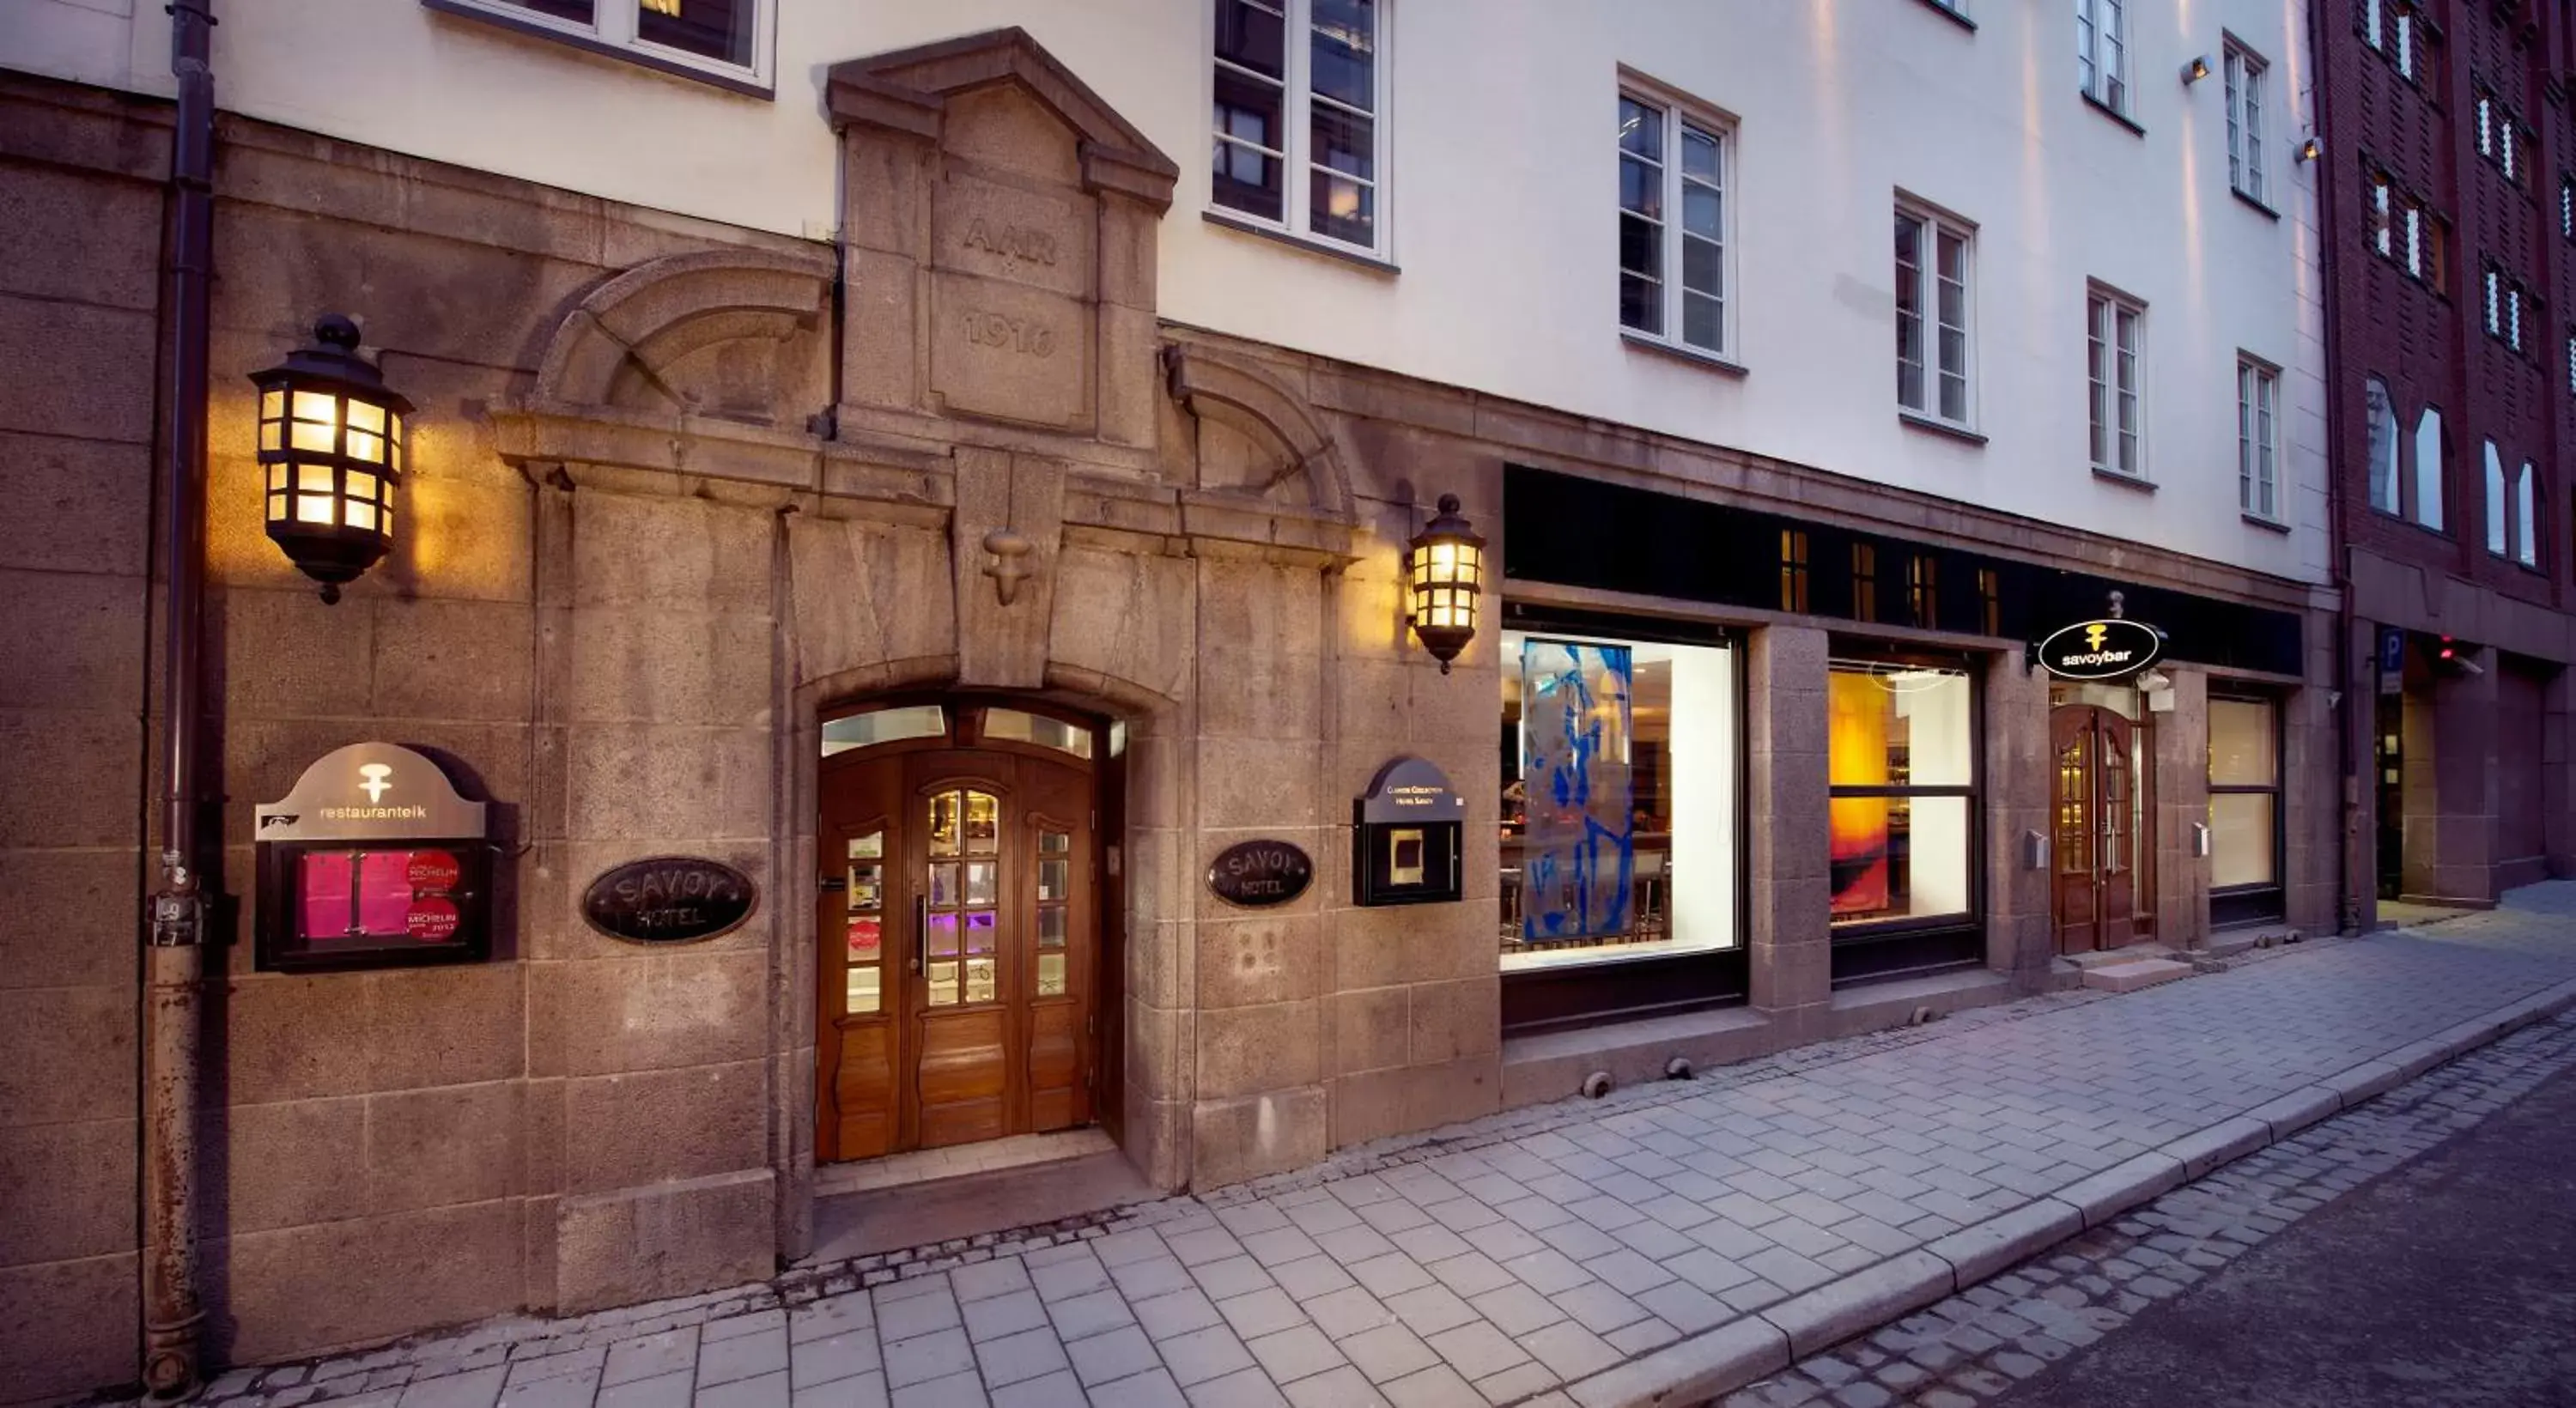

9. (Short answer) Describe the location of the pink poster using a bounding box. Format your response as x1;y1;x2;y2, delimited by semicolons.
299;851;355;939
356;851;416;936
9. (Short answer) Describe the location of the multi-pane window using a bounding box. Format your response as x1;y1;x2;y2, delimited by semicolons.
1977;568;2001;636
2208;696;2283;920
1908;555;1939;628
2225;46;2269;204
2486;440;2510;556
2366;165;2446;288
2075;0;2129;114
1779;530;1810;613
2087;289;2145;478
1852;543;1880;623
455;0;769;82
2414;406;2446;532
2518;462;2539;567
1895;205;1973;427
2361;0;2422;82
2238;358;2279;520
2365;377;2401;515
1828;661;1978;930
1618;92;1732;355
2561;176;2573;240
1212;0;1386;253
2476;88;2525;184
2484;264;2536;352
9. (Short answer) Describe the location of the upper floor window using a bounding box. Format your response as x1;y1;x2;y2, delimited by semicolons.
2238;356;2280;521
435;0;770;86
2560;175;2573;240
2365;377;2401;515
2366;164;2447;290
2485;440;2510;556
2087;287;2145;480
1896;203;1974;428
2224;44;2269;204
1618;88;1734;358
2360;0;2424;83
2076;0;2129;115
1212;0;1386;254
2484;263;2537;353
2476;88;2525;184
2517;462;2539;567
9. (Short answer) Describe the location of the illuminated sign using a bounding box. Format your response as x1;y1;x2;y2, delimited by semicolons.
2034;617;2166;681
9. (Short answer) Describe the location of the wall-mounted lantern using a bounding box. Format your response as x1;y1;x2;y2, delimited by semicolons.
2295;135;2324;163
252;314;410;604
2180;55;2212;84
1404;493;1484;674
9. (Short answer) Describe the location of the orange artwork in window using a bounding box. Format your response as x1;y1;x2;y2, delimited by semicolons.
1828;671;1890;914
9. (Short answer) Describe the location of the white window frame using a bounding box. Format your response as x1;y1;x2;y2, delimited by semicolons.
2477;88;2524;184
2087;287;2146;480
2225;44;2269;205
2238;356;2281;521
428;0;775;89
2485;264;2530;352
2365;377;2402;515
1617;83;1737;360
2077;0;2130;115
1209;0;1393;258
1895;202;1977;430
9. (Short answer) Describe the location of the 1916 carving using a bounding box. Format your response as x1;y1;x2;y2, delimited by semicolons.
960;309;1056;358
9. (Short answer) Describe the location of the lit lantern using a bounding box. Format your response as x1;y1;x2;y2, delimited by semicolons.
1404;494;1484;674
251;315;410;604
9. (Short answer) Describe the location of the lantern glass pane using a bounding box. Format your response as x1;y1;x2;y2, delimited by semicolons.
347;431;384;464
261;389;285;421
390;437;403;472
267;493;288;522
346;399;386;434
299;465;335;493
268;466;289;491
260;422;283;452
292;390;339;426
290;420;337;452
349;470;378;502
1428;541;1457;580
296;495;337;525
346;501;378;532
387;412;403;446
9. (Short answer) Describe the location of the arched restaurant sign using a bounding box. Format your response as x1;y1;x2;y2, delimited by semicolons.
2035;617;2166;681
583;856;760;944
1206;840;1315;908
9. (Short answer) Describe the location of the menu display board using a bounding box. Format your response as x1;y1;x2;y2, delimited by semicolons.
1354;756;1465;907
255;743;494;972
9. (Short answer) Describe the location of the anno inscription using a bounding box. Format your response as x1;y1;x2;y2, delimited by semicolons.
959;308;1057;359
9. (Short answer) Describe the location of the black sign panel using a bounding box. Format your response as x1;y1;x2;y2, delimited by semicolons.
584;857;759;944
1206;841;1315;908
2035;617;2166;681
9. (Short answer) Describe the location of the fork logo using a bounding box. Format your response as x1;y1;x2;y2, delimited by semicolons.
2085;623;2109;653
358;763;393;804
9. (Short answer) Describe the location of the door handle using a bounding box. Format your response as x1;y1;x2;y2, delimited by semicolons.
913;894;926;974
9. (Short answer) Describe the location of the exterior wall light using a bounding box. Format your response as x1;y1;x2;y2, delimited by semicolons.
251;314;410;604
1404;494;1484;674
2296;135;2323;162
2181;56;2212;84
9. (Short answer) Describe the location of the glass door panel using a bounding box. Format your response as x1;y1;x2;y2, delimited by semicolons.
1036;828;1070;997
924;787;1004;1010
845;831;885;1013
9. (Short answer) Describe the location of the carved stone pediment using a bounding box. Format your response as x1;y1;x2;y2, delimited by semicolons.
827;28;1177;477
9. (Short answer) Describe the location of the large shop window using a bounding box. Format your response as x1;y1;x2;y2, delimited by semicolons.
1827;658;1983;984
1498;627;1743;1031
2208;695;2284;926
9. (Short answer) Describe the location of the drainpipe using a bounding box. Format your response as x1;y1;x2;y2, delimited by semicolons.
143;0;217;1396
2308;0;2361;936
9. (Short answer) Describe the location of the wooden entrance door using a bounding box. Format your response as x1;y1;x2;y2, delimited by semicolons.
817;735;1096;1162
2050;705;2136;953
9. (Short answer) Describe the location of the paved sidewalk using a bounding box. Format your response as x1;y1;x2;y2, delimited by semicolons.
179;890;2576;1408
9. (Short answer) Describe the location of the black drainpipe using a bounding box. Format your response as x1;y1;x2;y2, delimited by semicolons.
2309;0;2362;935
143;0;216;1396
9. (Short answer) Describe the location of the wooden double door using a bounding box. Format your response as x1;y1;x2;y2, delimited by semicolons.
817;737;1097;1162
2051;704;2138;954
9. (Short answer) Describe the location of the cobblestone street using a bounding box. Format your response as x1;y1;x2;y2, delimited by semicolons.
169;893;2576;1408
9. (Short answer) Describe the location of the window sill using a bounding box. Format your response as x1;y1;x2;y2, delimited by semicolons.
1202;209;1400;275
2093;466;2156;492
1899;410;1987;445
2082;91;2147;137
421;0;775;100
1909;0;1977;33
2241;511;2292;534
2231;187;2282;221
1620;331;1748;378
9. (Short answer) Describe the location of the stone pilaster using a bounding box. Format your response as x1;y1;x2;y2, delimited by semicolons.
1747;625;1830;1023
1981;650;2055;981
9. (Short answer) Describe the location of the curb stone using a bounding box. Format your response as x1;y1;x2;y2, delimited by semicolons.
1757;1249;1958;1359
1558;970;2576;1408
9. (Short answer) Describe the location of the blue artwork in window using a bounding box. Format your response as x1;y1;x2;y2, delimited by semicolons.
1519;639;1634;942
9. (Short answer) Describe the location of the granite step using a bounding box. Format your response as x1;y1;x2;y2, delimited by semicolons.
2081;956;2196;992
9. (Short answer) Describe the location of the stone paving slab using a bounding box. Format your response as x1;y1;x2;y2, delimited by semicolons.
154;889;2576;1408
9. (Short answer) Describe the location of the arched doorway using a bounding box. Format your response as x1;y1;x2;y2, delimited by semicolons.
815;699;1108;1162
2050;702;2138;953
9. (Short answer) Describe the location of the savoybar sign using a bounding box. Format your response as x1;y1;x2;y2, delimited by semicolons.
2035;617;2166;681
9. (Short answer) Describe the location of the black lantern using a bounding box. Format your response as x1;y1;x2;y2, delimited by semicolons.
1404;494;1484;674
251;315;410;604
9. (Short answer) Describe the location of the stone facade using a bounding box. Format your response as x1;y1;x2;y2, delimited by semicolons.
0;31;2348;1398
